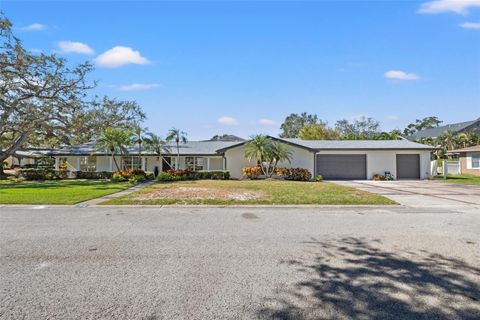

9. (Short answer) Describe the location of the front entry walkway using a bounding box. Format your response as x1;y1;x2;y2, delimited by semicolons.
333;180;480;207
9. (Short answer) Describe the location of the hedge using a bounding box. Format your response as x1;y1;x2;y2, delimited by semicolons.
157;170;230;181
75;171;113;179
18;169;69;180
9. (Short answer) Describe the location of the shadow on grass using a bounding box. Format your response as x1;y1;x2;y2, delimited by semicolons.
0;180;127;190
259;237;480;320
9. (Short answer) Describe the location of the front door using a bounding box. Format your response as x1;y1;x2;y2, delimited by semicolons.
162;157;172;171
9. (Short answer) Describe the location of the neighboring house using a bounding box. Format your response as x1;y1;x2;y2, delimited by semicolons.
4;150;51;168
448;145;480;176
39;137;434;180
408;118;480;140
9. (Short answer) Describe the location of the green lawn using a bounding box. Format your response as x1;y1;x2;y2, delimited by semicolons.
0;179;131;204
438;174;480;185
102;179;396;205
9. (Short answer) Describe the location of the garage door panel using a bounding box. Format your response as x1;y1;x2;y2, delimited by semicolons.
316;154;366;180
396;154;420;179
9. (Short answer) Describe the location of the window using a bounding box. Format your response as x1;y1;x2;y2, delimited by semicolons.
122;156;141;170
185;157;194;170
195;157;204;170
184;157;204;171
472;154;480;169
80;156;96;171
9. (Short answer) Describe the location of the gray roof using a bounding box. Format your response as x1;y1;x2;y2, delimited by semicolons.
279;138;435;150
408;118;480;140
49;141;240;156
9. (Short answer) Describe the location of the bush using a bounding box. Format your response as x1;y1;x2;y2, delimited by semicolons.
195;170;230;180
372;174;386;181
315;174;323;182
145;171;155;180
284;168;312;181
128;175;146;184
75;171;113;179
157;172;175;181
275;167;289;176
18;169;69;180
242;166;262;179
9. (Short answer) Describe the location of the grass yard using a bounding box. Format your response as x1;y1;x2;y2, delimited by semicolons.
438;174;480;185
102;179;396;205
0;179;131;204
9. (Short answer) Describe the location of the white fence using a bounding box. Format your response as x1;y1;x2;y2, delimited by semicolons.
435;160;461;175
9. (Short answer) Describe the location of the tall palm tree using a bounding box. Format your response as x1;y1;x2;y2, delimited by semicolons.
166;128;187;170
143;133;172;169
134;125;143;160
95;128;133;171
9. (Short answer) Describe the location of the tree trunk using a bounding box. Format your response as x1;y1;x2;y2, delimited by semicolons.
0;131;31;177
112;153;120;171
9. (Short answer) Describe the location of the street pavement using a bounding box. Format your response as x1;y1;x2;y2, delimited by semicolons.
1;205;479;319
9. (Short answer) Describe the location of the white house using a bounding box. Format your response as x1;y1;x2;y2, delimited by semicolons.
44;136;434;180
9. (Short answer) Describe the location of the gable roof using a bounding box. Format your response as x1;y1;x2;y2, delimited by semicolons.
408;118;480;140
448;145;480;153
216;136;435;152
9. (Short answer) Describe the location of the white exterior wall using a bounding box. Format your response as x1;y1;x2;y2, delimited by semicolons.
224;144;315;179
316;150;432;179
96;156;110;171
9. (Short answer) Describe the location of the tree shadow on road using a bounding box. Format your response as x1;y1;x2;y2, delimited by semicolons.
259;237;480;320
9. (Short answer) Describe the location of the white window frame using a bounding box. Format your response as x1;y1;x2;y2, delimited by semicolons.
471;153;480;169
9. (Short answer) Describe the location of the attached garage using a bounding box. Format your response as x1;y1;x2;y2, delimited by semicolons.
396;154;420;179
316;154;367;180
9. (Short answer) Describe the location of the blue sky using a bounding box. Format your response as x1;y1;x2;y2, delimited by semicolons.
3;0;480;139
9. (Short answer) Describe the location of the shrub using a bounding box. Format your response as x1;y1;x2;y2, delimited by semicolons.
129;175;146;184
372;174;386;181
112;173;128;182
157;172;175;181
145;171;155;180
275;167;289;176
315;174;323;182
284;168;312;181
242;166;262;179
195;170;230;180
130;168;147;177
18;169;69;180
75;171;113;179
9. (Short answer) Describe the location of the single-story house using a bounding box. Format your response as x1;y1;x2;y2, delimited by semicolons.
448;145;480;176
43;137;434;180
408;118;480;140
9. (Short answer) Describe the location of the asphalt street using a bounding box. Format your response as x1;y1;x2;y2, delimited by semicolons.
1;205;479;319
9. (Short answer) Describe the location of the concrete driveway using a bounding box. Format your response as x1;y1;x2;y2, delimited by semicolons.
333;180;480;207
1;206;479;319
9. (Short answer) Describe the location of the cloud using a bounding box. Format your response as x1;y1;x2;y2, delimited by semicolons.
217;116;238;125
19;23;47;31
95;46;150;68
118;83;160;91
418;0;480;14
384;70;420;81
460;21;480;28
258;119;277;126
386;115;400;121
56;41;94;55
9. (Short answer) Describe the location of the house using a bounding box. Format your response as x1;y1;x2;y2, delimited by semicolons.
45;137;435;180
448;145;480;176
4;150;51;168
408;118;480;140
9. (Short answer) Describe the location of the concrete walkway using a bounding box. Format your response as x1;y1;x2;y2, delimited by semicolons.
78;181;155;206
333;180;480;207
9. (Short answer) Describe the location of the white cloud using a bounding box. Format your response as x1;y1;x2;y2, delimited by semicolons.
386;115;400;121
460;21;480;28
258;119;277;126
95;46;150;68
118;83;160;91
418;0;480;14
19;23;47;31
218;116;239;125
56;41;94;55
384;70;420;81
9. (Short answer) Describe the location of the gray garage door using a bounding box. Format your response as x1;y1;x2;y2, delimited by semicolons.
396;154;420;179
316;154;367;180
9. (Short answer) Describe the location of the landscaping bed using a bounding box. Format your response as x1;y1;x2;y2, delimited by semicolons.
0;179;131;204
101;179;396;205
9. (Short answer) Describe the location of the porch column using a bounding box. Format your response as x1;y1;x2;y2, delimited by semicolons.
223;157;226;170
76;157;81;171
207;158;210;170
54;157;59;170
141;157;146;171
109;157;113;171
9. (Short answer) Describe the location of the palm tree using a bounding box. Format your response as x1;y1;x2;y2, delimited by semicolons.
143;133;172;169
244;136;293;177
95;128;133;171
134;125;143;160
268;141;293;176
166;128;187;170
